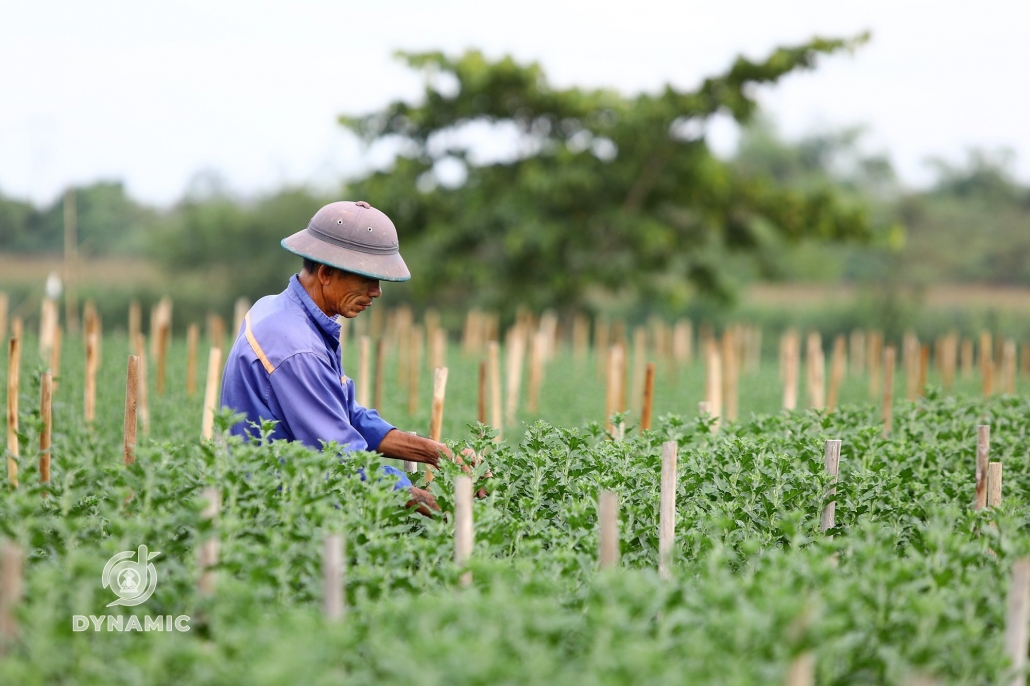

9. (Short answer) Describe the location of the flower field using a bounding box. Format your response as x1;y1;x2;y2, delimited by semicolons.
1;324;1029;685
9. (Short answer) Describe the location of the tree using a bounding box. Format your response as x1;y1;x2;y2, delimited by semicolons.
342;36;872;313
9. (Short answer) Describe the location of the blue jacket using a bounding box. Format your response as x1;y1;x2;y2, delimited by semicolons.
220;275;396;453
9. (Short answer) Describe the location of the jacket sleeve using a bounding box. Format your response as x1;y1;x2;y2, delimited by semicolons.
267;352;393;452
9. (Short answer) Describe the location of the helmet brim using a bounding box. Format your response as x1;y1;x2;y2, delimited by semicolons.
281;231;411;282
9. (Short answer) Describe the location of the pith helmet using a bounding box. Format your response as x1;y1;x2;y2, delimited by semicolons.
281;201;411;282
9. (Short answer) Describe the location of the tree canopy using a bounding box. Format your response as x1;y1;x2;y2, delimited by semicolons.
342;36;872;312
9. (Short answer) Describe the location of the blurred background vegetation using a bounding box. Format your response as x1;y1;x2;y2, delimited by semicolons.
1;39;1028;340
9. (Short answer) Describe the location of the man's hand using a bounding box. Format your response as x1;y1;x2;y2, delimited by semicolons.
405;486;440;517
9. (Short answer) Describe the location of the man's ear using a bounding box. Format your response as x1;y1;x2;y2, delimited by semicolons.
317;264;336;285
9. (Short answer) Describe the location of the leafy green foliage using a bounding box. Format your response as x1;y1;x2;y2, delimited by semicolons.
1;331;1030;683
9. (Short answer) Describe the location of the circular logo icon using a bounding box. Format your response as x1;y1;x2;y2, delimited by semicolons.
102;545;160;607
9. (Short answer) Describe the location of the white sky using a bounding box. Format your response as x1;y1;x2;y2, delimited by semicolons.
1;0;1028;206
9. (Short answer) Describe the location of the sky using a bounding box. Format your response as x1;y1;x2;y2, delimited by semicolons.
1;0;1028;206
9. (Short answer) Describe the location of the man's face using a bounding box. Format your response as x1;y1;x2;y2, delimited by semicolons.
323;268;382;318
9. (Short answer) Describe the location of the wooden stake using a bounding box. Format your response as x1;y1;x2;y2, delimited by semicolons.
783;330;799;411
504;326;525;428
868;331;883;399
488;341;502;441
918;344;929;396
50;325;62;393
429;366;448;443
960;338;974;380
198;488;220;596
455;475;473;587
0;539;22;648
721;330;739;422
135;333;150;436
630;327;647;414
806;332;825;410
186;323;199;397
1003;339;1017;394
84;329;98;424
604;344;623;436
477;359;487;425
988;461;1003;508
640;363;656;432
784;653;814;686
432;327;447;371
598;490;619;570
232;298;250;341
373;337;385;410
658;441;677;580
975;425;990;511
704;338;722;430
821;439;841;533
6;338;18;488
827;335;846;412
124;356;139;466
39;371;52;483
323;533;345;622
527;330;545;415
201;348;222;440
357;335;371;408
155;304;170;396
1005;558;1030;686
882;346;895;437
128;299;141;349
408;325;423;416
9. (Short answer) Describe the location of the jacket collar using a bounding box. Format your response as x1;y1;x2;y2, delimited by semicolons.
287;274;342;346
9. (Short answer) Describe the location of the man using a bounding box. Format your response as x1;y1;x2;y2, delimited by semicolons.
220;200;456;513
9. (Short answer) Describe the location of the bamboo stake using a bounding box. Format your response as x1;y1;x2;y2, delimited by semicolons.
135;334;150;436
0;539;22;649
640;363;656;432
357;335;371;408
429;366;448;442
477;359;487;425
1005;558;1030;686
784;653;814;686
868;331;883;399
982;331;995;396
721;330;739;422
658;441;677;580
850;329;866;376
425;367;449;484
882;346;895;437
128;300;141;349
201;348;222;440
432;327;447;371
455;475;473;587
198;488;220;596
598;491;619;570
704;338;722;431
39;371;52;483
10;318;21;344
975;425;990;511
806;332;825;410
38;298;57;361
323;533;345;622
903;331;919;401
408;325;423;416
821;439;842;533
186;323;199;397
960;338;974;380
783;330;799;411
630;327;647;414
50;325;62;393
527;330;544;415
155;304;170;396
604;344;623;437
232;298;249;341
6;338;19;488
124;356;139;465
1003;339;1017;394
988;461;1003;508
504;326;525;428
827;335;846;412
84;328;98;424
373;337;385;409
488;341;502;441
918;344;929;396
